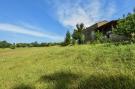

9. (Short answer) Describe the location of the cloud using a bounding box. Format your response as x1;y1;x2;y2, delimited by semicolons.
105;1;117;19
0;23;63;41
47;0;117;27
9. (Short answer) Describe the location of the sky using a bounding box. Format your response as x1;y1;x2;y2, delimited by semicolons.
0;0;135;43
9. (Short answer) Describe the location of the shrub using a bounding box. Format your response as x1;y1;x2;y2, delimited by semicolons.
10;45;16;49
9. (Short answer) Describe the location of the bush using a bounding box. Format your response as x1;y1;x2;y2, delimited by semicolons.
0;41;11;48
10;45;16;49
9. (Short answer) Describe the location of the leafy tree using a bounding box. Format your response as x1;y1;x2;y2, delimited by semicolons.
16;43;29;47
72;23;85;44
31;41;39;47
64;31;71;46
10;43;16;49
0;41;11;48
40;43;48;47
72;38;76;45
79;33;85;44
113;9;135;42
72;30;79;40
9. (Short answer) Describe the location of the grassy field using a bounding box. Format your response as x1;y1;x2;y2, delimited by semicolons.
0;44;135;89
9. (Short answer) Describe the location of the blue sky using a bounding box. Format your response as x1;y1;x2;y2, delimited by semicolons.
0;0;135;43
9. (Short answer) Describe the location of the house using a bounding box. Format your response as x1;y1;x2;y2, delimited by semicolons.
83;20;121;42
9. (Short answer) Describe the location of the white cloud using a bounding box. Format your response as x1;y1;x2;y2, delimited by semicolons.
105;1;117;19
0;23;63;41
47;0;117;28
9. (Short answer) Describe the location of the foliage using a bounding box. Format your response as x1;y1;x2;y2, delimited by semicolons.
0;40;63;48
72;38;77;45
0;41;12;48
31;41;39;47
10;43;16;49
72;23;85;44
64;31;71;46
16;43;30;47
113;9;135;41
95;31;104;43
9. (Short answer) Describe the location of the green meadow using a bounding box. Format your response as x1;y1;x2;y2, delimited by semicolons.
0;44;135;89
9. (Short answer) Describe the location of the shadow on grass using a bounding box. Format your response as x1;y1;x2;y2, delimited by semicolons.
39;71;80;89
12;84;35;89
78;74;135;89
13;72;135;89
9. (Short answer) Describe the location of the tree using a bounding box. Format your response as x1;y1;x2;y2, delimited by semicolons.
31;41;39;47
78;33;85;44
95;31;104;43
72;23;85;44
64;31;71;46
0;41;11;48
10;43;16;49
113;9;135;42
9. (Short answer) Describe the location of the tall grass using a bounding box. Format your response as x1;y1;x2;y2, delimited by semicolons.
0;44;135;89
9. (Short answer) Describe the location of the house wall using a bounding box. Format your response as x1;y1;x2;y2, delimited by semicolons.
83;21;109;42
110;34;129;41
83;20;118;42
83;24;97;42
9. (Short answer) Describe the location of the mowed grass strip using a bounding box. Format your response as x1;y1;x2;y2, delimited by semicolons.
0;44;135;89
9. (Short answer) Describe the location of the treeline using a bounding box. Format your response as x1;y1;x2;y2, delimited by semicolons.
0;41;62;49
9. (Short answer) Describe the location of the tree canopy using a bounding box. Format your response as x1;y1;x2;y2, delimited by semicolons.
113;9;135;41
72;23;85;44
